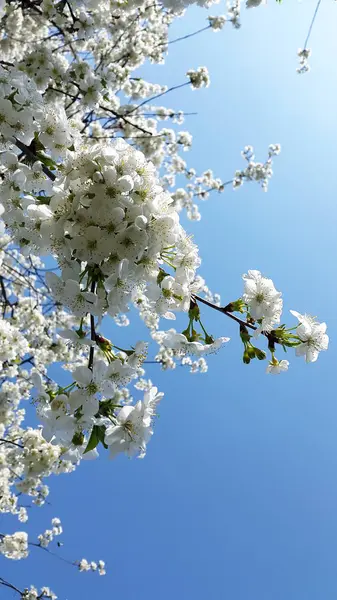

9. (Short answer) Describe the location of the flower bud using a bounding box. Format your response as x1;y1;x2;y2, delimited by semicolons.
254;348;266;361
243;350;251;364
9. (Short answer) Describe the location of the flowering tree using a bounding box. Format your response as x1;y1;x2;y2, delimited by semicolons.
0;0;327;597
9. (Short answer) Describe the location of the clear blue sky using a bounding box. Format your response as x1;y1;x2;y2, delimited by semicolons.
3;2;337;599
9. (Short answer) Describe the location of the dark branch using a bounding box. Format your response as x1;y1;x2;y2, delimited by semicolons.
14;139;56;181
193;294;257;331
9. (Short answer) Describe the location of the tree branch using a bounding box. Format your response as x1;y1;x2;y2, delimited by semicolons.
14;139;56;181
0;577;22;595
88;280;97;370
157;24;211;47
0;438;24;449
193;294;257;331
127;82;190;115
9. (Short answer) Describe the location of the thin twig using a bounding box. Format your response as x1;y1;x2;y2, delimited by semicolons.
193;294;257;331
0;577;22;595
127;82;190;115
0;438;24;449
304;0;322;49
157;24;211;47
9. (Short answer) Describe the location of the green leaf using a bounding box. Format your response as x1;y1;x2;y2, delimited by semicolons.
96;425;108;449
157;268;168;286
84;424;108;453
33;133;46;152
35;195;52;205
35;152;57;169
83;426;100;454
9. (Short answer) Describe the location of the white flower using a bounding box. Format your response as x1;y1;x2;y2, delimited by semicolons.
72;226;110;264
57;329;95;346
142;386;164;427
0;531;28;560
69;361;107;416
208;15;226;30
39;407;76;445
39;108;73;156
297;48;312;75
157;328;230;356
290;310;329;363
98;559;106;575
104;387;162;459
79;558;91;572
62;280;98;318
186;67;210;89
243;270;282;328
102;359;136;395
266;359;289;375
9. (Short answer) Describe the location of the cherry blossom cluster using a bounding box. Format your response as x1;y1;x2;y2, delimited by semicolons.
0;516;105;599
242;270;328;367
169;144;280;221
0;0;271;226
0;236;106;596
38;518;63;548
21;587;57;600
0;67;44;146
150;269;328;375
0;0;329;598
297;48;312;74
0;531;29;560
78;558;106;575
194;270;328;375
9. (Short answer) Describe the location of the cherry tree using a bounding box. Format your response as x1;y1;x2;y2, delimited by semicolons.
0;0;327;597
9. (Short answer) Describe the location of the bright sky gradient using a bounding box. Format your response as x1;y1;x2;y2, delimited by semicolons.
2;2;337;599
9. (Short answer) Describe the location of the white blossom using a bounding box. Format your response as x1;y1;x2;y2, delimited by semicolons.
290;310;329;363
242;270;282;332
266;359;289;375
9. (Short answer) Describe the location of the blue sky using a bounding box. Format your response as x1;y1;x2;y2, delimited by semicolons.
3;2;337;599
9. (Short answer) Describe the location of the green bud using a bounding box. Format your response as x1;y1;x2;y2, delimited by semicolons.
75;327;86;339
95;334;112;352
190;330;200;342
243;350;251;364
254;348;267;361
181;327;191;340
247;345;256;359
72;431;84;446
157;268;168;285
225;299;246;313
270;326;301;349
188;304;200;321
